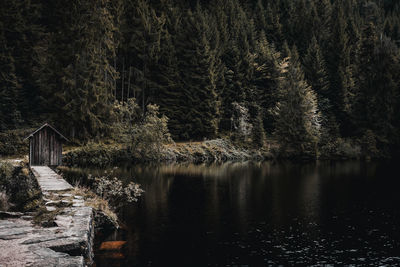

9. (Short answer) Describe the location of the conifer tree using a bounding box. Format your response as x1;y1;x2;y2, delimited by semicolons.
327;2;356;136
37;0;118;139
219;1;256;132
356;19;400;140
0;24;20;130
264;2;284;47
253;31;281;133
274;46;321;158
0;0;44;125
152;29;184;139
121;0;164;111
315;0;333;45
303;36;338;138
175;7;220;139
249;103;266;147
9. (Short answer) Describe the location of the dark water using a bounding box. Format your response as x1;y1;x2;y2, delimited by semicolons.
87;161;400;266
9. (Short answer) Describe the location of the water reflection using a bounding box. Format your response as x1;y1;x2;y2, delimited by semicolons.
82;160;400;266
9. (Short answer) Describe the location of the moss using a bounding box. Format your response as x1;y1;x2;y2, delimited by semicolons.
33;206;60;227
0;161;42;212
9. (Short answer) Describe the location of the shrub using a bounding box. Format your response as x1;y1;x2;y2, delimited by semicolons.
0;161;41;211
88;169;144;210
320;138;361;159
0;128;34;156
112;99;141;143
130;104;172;158
361;130;379;158
63;142;130;167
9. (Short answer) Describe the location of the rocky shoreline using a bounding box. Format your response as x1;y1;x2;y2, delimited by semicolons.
0;165;95;266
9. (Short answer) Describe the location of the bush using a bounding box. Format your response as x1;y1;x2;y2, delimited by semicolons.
130;104;172;158
63;142;130;167
112;99;141;144
0;128;34;156
87;169;144;210
320;138;361;159
361;130;379;158
0;161;41;211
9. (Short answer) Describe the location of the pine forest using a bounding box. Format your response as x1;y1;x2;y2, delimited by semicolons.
1;0;400;159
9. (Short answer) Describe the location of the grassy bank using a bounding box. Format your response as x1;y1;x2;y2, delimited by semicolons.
63;139;274;167
62;136;372;168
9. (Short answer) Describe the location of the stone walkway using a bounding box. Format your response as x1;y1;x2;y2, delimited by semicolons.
31;166;73;192
0;166;94;267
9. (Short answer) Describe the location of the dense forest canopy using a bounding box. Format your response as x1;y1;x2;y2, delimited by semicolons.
1;0;400;157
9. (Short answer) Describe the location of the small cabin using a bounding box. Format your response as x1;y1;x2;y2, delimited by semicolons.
25;123;69;166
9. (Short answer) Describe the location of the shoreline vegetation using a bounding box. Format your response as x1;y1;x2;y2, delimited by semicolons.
63;136;371;168
0;123;389;170
64;139;272;167
0;101;393;167
0;160;127;233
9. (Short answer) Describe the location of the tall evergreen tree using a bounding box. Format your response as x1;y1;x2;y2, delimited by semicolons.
174;7;220;139
37;0;118;139
274;46;321;157
327;2;356;136
356;20;400;141
253;31;281;133
121;0;164;111
303;36;338;138
0;23;20;130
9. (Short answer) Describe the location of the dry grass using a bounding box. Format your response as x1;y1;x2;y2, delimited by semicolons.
70;186;118;224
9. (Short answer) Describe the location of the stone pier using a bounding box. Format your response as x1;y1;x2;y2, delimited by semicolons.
0;166;94;267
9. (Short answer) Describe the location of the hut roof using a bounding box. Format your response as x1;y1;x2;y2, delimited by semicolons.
24;123;69;142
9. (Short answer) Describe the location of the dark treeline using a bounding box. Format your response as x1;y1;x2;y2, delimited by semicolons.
1;0;400;158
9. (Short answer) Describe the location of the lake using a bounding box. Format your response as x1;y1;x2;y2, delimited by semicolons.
76;160;400;266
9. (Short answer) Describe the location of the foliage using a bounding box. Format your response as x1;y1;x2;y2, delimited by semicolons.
130;104;172;157
72;186;119;229
230;102;253;143
273;48;321;158
163;138;270;163
112;98;141;143
361;130;379;158
87;169;144;209
0;161;41;211
0;128;34;156
303;36;339;138
320;138;361;160
250;104;266;148
63;142;128;167
1;0;400;159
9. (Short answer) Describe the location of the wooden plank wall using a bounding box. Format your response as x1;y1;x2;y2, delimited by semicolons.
30;127;63;166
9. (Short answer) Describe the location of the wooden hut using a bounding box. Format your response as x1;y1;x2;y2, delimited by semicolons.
25;123;69;166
